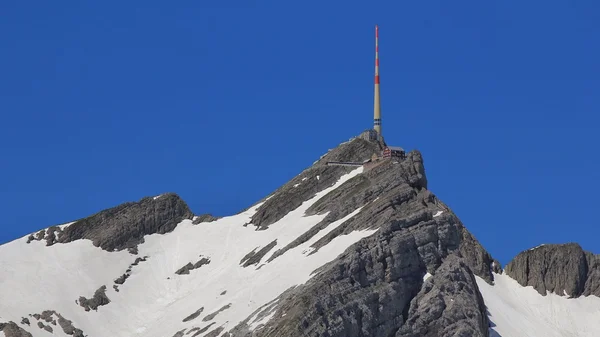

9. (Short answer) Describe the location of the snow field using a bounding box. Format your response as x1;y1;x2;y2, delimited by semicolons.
476;272;600;337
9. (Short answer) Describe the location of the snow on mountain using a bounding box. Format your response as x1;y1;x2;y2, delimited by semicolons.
1;135;598;337
477;273;600;337
0;167;376;337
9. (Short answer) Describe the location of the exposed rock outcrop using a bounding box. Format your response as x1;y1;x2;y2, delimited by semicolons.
240;240;277;267
203;304;232;322
113;256;149;292
182;307;204;322
396;255;489;337
54;193;193;251
250;138;386;229
505;243;600;297
0;322;33;337
193;214;220;224
78;286;110;311
175;256;211;275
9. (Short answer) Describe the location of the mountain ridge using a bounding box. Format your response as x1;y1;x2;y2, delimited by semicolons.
1;133;598;337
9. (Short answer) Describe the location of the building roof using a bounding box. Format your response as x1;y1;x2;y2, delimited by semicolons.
388;146;405;152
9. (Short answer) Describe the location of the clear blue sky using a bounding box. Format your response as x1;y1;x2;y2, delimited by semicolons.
1;1;598;265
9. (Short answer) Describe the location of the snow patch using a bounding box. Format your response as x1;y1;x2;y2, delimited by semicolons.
153;194;163;200
316;175;320;181
248;309;277;330
293;183;300;188
301;177;308;181
58;221;75;230
477;273;600;337
529;244;546;251
423;272;432;281
433;211;443;218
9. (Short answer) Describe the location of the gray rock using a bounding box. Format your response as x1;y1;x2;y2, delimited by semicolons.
20;318;29;326
240;240;277;267
43;325;53;333
175;256;211;275
584;252;600;296
40;310;53;323
250;137;386;229
56;313;85;336
78;285;110;311
193;214;220;224
203;304;232;322
35;230;45;241
0;322;33;337
204;326;225;337
190;323;216;336
44;226;62;246
505;243;600;297
114;273;129;284
57;193;193;251
182;307;204;322
172;329;186;337
396;255;489;337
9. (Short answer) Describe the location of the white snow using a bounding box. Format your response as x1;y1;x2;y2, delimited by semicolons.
301;177;308;181
529;244;546;251
153;194;163;200
58;221;75;230
316;175;320;181
0;167;378;337
293;183;300;188
248;310;277;330
433;211;443;218
477;273;600;337
423;272;432;281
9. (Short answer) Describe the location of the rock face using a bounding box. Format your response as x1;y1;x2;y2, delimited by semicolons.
397;255;489;337
56;193;194;251
505;243;600;297
227;136;495;337
250;138;386;229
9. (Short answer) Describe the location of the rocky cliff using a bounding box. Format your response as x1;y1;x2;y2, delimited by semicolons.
505;243;600;297
226;136;496;337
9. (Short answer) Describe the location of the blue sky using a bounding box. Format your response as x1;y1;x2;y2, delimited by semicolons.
1;1;598;265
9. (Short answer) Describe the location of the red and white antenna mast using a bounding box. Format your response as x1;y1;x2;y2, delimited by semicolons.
373;25;382;138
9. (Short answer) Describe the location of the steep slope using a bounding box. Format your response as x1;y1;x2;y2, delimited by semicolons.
0;135;520;337
473;244;600;337
476;273;600;337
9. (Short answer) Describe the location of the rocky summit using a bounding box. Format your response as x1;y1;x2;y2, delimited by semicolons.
1;134;599;337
